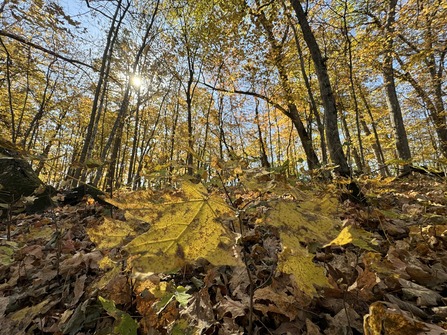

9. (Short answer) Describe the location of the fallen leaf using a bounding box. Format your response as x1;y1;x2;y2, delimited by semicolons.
364;301;447;335
325;226;377;251
215;297;247;319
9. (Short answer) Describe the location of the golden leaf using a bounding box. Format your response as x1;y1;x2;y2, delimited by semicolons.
93;180;241;274
265;194;340;296
325;226;377;251
125;182;240;273
87;217;136;249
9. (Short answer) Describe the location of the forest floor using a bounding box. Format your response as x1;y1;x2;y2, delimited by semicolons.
1;172;447;335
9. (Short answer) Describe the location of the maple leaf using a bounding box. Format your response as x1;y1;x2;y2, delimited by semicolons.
89;180;241;273
265;194;341;296
87;217;136;249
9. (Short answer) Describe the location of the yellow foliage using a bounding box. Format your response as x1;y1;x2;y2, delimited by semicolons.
363;301;446;335
325;226;377;251
266;194;341;295
87;217;136;249
90;180;241;274
124;182;241;273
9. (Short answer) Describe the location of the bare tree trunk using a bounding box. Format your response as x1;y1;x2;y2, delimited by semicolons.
395;29;447;159
290;0;350;177
22;59;58;150
105;0;159;192
357;84;390;177
169;91;181;179
283;3;328;165
181;31;202;176
72;0;129;186
0;37;16;142
254;100;271;168
254;4;321;170
383;0;412;173
342;0;365;171
340;107;362;172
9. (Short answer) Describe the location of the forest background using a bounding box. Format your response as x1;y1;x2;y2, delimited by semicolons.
1;0;446;189
2;1;447;334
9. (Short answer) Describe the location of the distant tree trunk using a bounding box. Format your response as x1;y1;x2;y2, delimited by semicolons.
254;100;271;168
402;68;447;159
383;0;412;173
35;106;69;175
132;92;164;190
217;95;233;160
15;47;32;143
340;108;362;172
395;52;447;159
283;4;328;165
342;0;365;172
72;0;129;186
291;0;350;177
423;11;447;159
127;91;142;186
105;0;159;192
169;92;181;178
183;45;201;175
199;63;223;170
22;58;58;150
255;5;321;171
357;84;390;177
0;37;16;143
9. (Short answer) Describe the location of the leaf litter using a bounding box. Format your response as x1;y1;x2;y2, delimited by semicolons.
0;173;446;334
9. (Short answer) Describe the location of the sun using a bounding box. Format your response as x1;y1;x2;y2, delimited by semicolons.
130;75;142;88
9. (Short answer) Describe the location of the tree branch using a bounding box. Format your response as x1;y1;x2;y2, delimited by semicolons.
0;30;95;70
200;81;291;117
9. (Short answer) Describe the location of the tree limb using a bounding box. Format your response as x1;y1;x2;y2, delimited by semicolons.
0;30;95;70
200;81;291;117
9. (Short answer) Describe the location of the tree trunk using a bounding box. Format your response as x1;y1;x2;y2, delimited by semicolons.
342;0;365;171
340;108;362;172
284;4;328;165
254;100;271;168
290;0;350;177
383;0;412;173
358;83;390;177
71;0;128;186
105;1;159;192
255;5;320;171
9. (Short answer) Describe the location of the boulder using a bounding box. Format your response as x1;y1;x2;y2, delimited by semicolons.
0;138;53;214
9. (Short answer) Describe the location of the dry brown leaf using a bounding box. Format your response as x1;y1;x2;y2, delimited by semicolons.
59;250;102;274
348;266;379;301
181;288;215;333
72;274;87;306
324;307;363;334
398;278;442;307
385;294;428;319
253;285;301;321
215;297;247;319
229;266;251;302
305;319;323;335
272;321;305;335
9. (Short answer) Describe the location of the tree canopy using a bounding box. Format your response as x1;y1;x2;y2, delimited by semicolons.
1;0;446;188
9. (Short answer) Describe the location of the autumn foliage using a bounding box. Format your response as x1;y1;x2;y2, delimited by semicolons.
1;0;447;334
1;172;447;334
